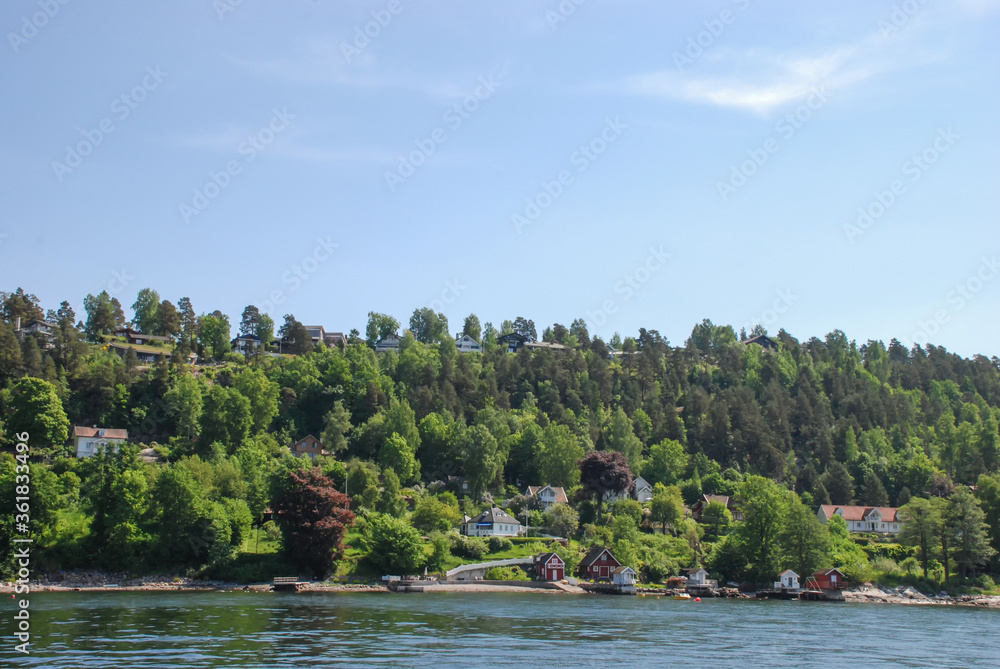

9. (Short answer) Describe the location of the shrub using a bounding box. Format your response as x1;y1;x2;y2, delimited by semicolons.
262;520;281;542
484;566;529;581
451;535;488;560
872;558;901;576
488;536;513;553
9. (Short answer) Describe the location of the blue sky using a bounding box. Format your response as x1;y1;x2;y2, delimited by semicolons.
2;0;998;355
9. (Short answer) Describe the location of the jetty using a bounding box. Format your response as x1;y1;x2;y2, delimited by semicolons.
272;577;307;592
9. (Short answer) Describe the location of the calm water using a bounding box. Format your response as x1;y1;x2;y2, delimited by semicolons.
2;591;998;668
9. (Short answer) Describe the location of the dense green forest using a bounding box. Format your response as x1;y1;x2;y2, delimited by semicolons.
2;286;999;590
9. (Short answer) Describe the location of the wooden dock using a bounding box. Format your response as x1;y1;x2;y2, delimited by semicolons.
272;577;306;592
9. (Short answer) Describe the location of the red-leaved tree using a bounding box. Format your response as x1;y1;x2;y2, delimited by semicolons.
579;451;633;520
273;467;355;578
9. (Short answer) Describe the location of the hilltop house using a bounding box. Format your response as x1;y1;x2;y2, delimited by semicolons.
455;334;483;353
497;332;528;353
14;318;56;349
744;334;779;351
114;327;172;346
525;485;569;510
462;507;522;537
291;435;326;460
534;552;565;581
817;505;901;534
375;334;402;353
72;426;128;458
231;333;262;355
577;547;622;581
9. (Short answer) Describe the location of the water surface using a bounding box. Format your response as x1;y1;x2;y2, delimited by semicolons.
2;591;997;667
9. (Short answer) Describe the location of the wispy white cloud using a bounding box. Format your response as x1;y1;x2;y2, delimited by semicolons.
222;37;467;99
621;22;949;114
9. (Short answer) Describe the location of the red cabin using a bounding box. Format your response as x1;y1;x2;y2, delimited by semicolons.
577;547;622;581
535;552;565;581
812;568;846;590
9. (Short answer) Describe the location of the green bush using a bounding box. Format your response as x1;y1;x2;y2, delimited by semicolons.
488;536;513;553
451;535;488;560
484;566;529;581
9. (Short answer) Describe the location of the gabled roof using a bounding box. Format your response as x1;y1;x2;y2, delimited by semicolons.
744;334;779;350
72;426;128;440
612;566;636;575
819;504;899;523
535;552;563;566
497;332;527;343
814;568;845;577
293;434;323;448
579;547;621;568
525;485;569;504
779;569;799;577
467;506;521;526
232;333;262;342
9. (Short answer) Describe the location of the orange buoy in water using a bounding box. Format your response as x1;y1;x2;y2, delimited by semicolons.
695;597;701;602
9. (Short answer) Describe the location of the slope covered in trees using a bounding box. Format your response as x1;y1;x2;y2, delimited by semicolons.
2;286;1000;587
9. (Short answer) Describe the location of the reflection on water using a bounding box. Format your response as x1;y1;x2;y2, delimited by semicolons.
2;590;998;668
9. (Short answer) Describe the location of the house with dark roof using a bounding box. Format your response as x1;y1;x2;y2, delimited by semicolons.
534;552;565;581
817;504;901;534
115;327;172;346
15;318;57;349
577;547;622;581
744;334;779;351
72;426;128;458
525;485;569;509
231;333;262;356
462;506;522;537
497;332;527;353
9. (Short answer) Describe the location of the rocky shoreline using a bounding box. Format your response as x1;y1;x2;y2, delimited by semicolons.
2;570;388;594
6;571;1000;607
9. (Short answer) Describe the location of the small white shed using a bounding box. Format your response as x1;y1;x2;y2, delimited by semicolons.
775;569;800;590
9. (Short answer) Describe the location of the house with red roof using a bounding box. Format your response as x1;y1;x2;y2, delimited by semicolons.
817;505;901;534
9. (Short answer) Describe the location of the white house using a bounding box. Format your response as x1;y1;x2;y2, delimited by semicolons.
375;334;401;353
606;475;654;504
455;334;483;353
684;568;710;586
73;426;128;458
817;505;901;534
231;333;262;356
633;476;653;503
612;566;638;587
775;569;800;590
462;506;522;537
525;485;569;510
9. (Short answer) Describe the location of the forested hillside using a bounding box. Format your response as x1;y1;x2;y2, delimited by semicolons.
2;286;1000;587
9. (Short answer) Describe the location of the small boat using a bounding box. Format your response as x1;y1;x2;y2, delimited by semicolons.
672;593;692;600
